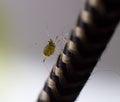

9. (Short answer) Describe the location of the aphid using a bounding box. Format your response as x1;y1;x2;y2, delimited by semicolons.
43;36;60;62
41;26;69;62
43;39;55;56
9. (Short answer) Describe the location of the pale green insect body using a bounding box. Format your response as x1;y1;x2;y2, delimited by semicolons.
43;39;56;57
42;32;68;62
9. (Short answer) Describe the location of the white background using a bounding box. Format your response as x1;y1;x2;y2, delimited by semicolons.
0;0;120;102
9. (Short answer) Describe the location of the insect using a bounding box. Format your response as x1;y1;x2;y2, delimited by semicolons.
43;36;60;62
41;26;69;62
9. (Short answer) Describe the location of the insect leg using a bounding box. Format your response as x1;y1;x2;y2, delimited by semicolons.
43;57;46;63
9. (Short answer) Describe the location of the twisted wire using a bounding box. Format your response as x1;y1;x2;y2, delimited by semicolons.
38;0;120;102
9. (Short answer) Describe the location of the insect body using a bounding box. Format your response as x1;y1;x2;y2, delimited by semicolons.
42;30;69;62
43;37;59;62
43;39;56;57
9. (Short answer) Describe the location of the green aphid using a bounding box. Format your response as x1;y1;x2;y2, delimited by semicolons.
43;36;60;62
43;39;55;57
42;30;69;62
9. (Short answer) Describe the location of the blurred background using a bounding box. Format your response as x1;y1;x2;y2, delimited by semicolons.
0;0;120;102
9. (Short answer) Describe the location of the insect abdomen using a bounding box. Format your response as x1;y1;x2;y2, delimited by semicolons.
43;45;55;56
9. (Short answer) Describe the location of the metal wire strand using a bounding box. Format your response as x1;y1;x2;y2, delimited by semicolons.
38;0;120;102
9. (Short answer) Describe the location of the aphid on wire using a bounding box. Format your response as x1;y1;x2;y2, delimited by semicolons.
43;36;60;62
